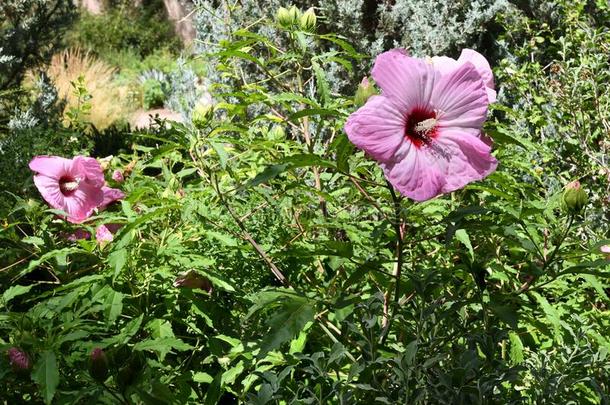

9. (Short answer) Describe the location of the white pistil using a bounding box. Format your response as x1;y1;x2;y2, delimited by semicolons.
414;118;438;137
60;178;81;192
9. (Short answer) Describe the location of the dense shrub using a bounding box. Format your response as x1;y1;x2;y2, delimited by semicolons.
65;1;180;60
1;1;610;404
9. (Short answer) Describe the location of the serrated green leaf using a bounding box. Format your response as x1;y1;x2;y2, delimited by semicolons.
32;350;59;405
2;284;34;305
454;229;474;262
508;332;524;365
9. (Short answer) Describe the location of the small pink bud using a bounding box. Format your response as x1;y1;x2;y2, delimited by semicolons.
8;347;31;372
601;245;610;259
112;170;124;182
89;348;109;382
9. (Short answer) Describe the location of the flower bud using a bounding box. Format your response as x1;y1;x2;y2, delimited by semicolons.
7;347;31;373
112;170;124;183
268;125;285;140
288;6;301;24
562;180;588;214
601;245;610;260
192;102;213;128
89;348;109;382
276;7;292;28
98;156;113;171
299;7;317;32
354;77;378;107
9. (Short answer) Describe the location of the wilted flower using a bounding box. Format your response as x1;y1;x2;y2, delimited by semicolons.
66;228;92;241
173;270;213;293
345;49;497;201
29;156;124;223
89;348;109;382
95;225;114;244
563;180;588;213
7;347;31;372
112;170;124;182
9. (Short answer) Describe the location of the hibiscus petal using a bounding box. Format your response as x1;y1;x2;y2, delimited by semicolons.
458;49;495;100
100;186;125;210
433;130;498;193
431;56;460;76
63;182;104;223
74;156;105;188
344;95;406;162
371;50;437;111
433;62;488;133
29;156;73;180
381;144;446;202
33;175;65;210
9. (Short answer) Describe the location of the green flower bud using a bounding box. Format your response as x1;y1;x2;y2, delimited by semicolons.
192;102;213;128
354;77;378;107
276;7;293;28
299;7;317;32
562;180;588;213
269;125;286;140
89;348;109;382
288;5;301;24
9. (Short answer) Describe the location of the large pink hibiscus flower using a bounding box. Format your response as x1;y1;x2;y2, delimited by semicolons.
345;49;498;202
29;156;124;223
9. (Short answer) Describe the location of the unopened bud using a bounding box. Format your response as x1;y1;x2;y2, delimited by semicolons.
192;102;213;128
8;347;31;373
276;7;293;28
299;7;317;32
89;348;109;382
112;170;124;182
354;77;378;107
562;180;588;214
288;6;301;24
601;245;610;260
269;125;285;140
99;156;113;171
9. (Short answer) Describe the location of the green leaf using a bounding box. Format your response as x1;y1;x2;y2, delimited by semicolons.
134;337;193;352
508;332;524;365
193;372;214;383
259;295;315;356
103;290;124;324
312;61;330;107
32;350;59;405
332;133;354;173
288;108;340;121
209;141;229;169
454;229;474;262
2;284;34;305
108;248;127;280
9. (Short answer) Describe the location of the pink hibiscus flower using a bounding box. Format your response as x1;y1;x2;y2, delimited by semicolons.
29;156;105;223
345;49;498;202
29;156;125;223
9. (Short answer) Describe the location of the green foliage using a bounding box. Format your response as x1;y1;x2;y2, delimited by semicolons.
1;1;610;404
142;79;167;109
0;0;76;92
65;2;180;61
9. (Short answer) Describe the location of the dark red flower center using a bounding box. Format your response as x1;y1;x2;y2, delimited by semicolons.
59;176;80;196
405;108;438;148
